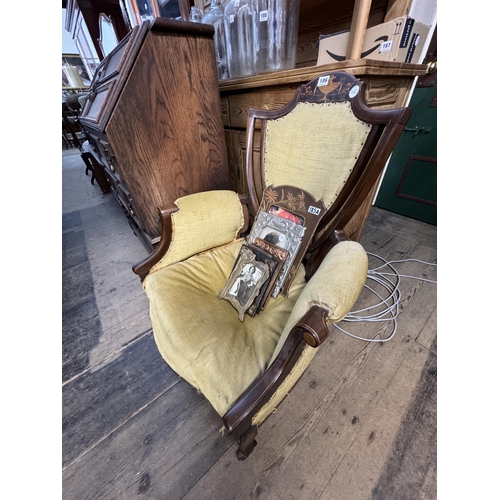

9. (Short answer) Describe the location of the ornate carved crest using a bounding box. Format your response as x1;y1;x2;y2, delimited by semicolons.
299;72;361;103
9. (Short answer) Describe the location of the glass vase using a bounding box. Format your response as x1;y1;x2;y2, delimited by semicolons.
202;0;229;80
224;0;258;79
255;0;300;73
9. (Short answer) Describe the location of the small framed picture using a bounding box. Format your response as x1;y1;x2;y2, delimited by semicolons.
259;226;289;249
245;241;288;317
250;238;289;314
269;205;305;226
247;211;306;298
218;245;270;322
259;185;327;296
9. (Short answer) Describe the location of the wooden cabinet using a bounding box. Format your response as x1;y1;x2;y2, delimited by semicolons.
79;17;231;249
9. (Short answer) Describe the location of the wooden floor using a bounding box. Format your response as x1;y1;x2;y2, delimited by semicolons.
62;149;437;500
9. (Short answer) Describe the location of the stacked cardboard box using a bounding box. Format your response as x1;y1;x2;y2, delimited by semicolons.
317;16;431;65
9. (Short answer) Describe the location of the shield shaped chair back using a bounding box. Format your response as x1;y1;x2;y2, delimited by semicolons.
245;71;412;257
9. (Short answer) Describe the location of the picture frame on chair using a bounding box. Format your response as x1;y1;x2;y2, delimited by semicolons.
218;245;270;322
257;185;327;296
245;242;288;317
247;210;306;298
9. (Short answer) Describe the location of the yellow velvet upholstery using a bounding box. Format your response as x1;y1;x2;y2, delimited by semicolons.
144;239;308;416
149;190;245;275
263;102;372;209
143;236;367;418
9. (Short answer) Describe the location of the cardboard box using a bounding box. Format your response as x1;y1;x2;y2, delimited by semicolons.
317;16;431;65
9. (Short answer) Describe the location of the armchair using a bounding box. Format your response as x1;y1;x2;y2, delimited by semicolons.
133;71;412;460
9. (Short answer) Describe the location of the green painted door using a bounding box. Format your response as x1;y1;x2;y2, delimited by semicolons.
374;29;437;225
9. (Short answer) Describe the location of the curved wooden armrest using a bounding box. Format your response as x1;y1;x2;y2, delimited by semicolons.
222;305;329;437
296;304;330;348
132;194;251;282
132;204;179;281
330;229;349;244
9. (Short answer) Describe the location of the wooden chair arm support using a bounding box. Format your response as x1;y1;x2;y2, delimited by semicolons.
330;229;349;245
222;305;329;436
238;193;251;237
132;205;179;281
295;304;330;348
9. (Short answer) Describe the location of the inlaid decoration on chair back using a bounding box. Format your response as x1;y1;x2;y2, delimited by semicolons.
263;100;372;211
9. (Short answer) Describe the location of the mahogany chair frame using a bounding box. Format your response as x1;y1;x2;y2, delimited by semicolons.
132;71;412;459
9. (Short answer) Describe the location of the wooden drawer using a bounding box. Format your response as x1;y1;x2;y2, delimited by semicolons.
97;138;116;168
92;38;129;86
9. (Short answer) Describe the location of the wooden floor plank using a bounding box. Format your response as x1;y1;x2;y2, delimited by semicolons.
416;306;437;353
62;380;234;499
317;341;436;500
86;310;153;371
62;225;103;382
63;159;152;376
62;331;178;469
371;337;437;500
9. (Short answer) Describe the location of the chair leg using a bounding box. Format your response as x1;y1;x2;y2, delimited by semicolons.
80;153;95;184
80;152;111;194
234;425;258;461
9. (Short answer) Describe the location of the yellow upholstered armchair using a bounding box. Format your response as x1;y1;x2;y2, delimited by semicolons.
133;71;412;459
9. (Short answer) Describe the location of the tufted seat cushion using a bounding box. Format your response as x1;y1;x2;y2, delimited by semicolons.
144;239;307;416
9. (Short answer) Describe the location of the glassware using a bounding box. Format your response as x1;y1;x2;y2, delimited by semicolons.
190;6;203;22
256;0;300;73
224;0;258;79
202;0;229;80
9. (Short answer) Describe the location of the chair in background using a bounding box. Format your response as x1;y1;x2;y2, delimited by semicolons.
62;92;88;151
132;71;412;459
80;150;111;195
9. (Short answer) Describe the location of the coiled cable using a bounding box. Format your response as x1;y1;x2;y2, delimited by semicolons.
333;252;437;342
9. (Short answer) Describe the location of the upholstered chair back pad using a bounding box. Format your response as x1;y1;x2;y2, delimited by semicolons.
263;101;372;210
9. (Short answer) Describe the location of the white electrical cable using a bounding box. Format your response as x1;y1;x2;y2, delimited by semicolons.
333;252;437;342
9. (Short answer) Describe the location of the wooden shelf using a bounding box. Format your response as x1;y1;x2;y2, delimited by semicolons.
219;59;427;93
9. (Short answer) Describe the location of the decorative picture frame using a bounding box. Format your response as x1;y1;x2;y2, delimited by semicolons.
259;185;327;296
247;211;306;298
245;242;287;317
218;245;270;322
251;238;289;313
